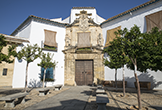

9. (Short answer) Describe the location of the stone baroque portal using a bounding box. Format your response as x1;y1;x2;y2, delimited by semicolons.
63;10;104;86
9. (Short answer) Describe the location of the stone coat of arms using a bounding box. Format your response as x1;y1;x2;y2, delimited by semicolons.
79;14;89;31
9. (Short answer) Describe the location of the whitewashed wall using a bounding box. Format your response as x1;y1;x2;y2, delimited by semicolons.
12;20;65;88
62;17;70;23
101;1;162;90
16;21;32;39
12;43;28;88
96;14;105;24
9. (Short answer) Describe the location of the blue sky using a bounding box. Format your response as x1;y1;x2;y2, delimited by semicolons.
0;0;149;35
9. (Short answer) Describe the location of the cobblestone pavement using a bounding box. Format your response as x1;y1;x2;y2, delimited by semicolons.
85;87;162;110
1;86;162;110
24;86;92;110
0;87;69;110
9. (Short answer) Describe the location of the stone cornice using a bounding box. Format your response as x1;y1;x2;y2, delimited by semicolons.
72;7;95;9
62;46;103;54
1;33;29;44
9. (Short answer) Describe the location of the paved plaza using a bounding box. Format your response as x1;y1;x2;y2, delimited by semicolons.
24;86;91;110
0;86;162;110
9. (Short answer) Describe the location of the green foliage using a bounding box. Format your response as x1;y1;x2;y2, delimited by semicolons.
119;25;143;109
141;27;162;71
37;52;57;69
77;47;91;51
120;26;162;72
103;34;129;90
17;44;42;63
38;52;57;88
104;25;162;72
103;36;129;70
114;25;144;72
0;35;17;63
123;25;142;60
104;25;162;109
126;57;147;72
44;45;57;50
17;44;42;91
0;35;7;52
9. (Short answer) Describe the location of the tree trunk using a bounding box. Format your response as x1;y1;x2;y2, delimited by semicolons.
130;57;142;109
134;64;142;109
24;63;29;92
42;69;46;88
122;66;125;97
115;68;117;90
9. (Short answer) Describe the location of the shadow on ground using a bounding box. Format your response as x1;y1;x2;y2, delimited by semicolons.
125;73;162;90
104;72;162;94
0;89;23;96
36;99;125;110
104;87;158;94
0;87;34;97
149;106;162;110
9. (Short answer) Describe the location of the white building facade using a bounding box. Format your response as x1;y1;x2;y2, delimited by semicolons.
10;0;162;89
101;0;162;90
11;7;105;88
11;16;66;88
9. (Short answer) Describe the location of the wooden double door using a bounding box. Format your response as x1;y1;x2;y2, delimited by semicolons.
75;60;93;85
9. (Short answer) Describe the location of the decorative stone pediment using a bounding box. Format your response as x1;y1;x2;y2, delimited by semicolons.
67;10;99;28
77;10;90;31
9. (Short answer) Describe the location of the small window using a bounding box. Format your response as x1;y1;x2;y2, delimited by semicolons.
105;26;121;47
43;30;58;51
2;68;7;76
145;10;162;32
41;67;54;81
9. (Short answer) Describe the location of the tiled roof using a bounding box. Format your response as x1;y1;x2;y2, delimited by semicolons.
72;7;95;9
11;15;68;36
101;0;160;25
29;15;68;25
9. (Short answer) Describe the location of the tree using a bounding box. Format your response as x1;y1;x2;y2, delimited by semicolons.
125;27;162;73
103;39;121;90
118;25;142;109
114;29;130;97
0;35;17;63
103;57;120;90
37;52;57;88
141;27;162;71
17;44;42;92
103;36;129;93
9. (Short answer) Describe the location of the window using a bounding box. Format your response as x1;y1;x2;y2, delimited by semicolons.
41;67;54;81
2;68;7;76
105;26;121;47
145;10;162;32
77;32;91;48
43;29;57;51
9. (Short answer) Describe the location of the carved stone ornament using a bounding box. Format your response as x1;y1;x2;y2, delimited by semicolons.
76;10;91;32
97;33;102;46
79;14;89;31
65;34;71;47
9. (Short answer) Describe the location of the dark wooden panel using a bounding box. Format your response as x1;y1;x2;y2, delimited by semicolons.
75;60;85;85
84;60;93;85
75;60;93;85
